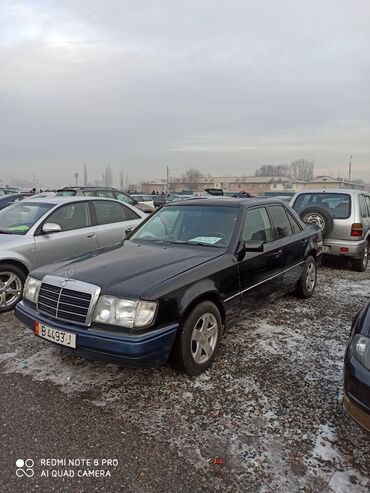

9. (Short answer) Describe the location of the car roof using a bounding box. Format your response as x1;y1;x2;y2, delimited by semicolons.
293;189;366;195
165;197;288;207
57;186;123;192
22;196;127;205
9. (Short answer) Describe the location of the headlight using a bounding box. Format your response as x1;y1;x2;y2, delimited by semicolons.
351;334;370;370
93;296;157;328
23;276;41;304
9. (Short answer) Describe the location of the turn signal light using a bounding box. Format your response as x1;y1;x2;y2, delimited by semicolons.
351;223;363;237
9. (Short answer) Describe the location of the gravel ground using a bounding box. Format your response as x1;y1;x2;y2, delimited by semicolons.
0;262;369;492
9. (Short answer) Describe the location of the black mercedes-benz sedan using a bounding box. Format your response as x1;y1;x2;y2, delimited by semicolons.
15;198;322;375
344;301;370;432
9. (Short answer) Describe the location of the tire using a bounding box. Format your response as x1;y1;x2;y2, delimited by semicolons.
351;243;369;272
294;256;317;299
299;207;334;238
170;301;222;376
0;263;26;313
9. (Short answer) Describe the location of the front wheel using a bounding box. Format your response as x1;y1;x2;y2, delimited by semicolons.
0;264;26;313
170;301;222;376
294;256;317;299
351;244;369;272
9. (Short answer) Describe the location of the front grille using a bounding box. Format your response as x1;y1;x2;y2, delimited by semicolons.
37;276;100;326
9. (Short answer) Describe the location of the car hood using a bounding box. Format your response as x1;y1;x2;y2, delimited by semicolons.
32;240;225;299
0;233;30;248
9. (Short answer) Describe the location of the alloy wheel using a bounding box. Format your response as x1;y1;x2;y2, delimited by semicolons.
302;212;325;231
305;262;316;293
0;271;23;309
190;313;219;364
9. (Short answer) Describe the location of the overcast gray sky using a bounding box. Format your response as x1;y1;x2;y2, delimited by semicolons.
0;0;369;187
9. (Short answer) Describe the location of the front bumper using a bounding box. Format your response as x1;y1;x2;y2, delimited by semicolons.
323;238;367;259
344;348;370;432
15;301;178;368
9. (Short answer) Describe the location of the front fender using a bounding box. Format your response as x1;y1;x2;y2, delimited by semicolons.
0;250;34;271
177;279;221;316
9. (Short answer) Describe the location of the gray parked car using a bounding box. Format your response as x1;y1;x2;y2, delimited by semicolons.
290;189;370;271
0;197;146;312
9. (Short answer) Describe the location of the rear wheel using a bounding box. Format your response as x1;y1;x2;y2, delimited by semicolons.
0;264;26;313
170;301;222;376
351;243;369;272
299;207;333;238
294;256;317;298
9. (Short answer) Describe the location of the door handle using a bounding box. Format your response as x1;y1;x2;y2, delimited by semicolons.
301;239;308;245
86;232;96;238
273;249;282;257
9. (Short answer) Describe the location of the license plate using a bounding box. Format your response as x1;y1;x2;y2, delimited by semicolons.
34;321;76;348
322;245;329;253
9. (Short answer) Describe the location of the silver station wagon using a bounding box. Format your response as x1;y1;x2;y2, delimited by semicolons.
0;197;146;312
290;189;370;271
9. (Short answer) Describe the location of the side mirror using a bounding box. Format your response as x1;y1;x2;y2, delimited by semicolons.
42;223;62;234
125;226;134;238
243;240;265;252
236;239;264;261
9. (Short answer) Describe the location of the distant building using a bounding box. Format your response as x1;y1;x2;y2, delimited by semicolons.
141;174;367;195
142;175;306;195
304;176;365;190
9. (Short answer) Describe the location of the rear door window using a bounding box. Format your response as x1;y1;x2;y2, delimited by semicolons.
115;192;135;205
82;191;98;197
93;200;139;225
293;193;351;219
55;190;76;197
268;205;293;239
97;191;115;198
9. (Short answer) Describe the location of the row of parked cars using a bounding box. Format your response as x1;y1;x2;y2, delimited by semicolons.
0;186;369;433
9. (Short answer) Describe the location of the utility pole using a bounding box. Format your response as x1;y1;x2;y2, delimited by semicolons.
166;166;170;193
84;163;88;186
348;155;353;188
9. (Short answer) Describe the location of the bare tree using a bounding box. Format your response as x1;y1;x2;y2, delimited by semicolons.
182;168;203;190
105;165;113;187
289;159;315;181
168;176;181;193
255;164;289;177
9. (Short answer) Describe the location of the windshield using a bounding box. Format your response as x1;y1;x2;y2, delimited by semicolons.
0;202;54;235
293;193;351;219
131;205;239;247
